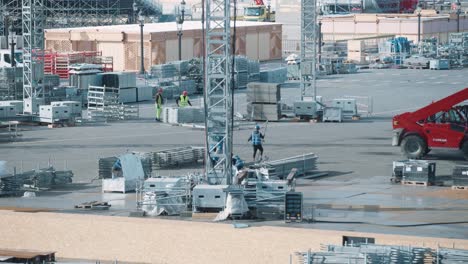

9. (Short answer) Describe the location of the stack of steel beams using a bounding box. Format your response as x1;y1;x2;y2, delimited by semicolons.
246;82;281;121
151;64;178;79
259;66;287;84
263;153;318;179
297;244;444;264
151;147;205;169
98;157;118;179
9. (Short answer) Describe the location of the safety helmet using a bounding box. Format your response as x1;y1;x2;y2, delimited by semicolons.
255;124;260;130
183;91;188;96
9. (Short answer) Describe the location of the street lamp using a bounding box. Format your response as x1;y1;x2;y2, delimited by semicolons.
416;3;422;43
133;2;145;75
318;10;323;63
176;0;186;61
266;0;271;22
138;11;145;75
455;0;461;33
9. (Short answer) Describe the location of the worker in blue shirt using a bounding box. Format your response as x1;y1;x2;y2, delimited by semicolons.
248;124;265;161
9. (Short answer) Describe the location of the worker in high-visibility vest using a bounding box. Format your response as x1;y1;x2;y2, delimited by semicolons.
176;90;192;108
155;88;164;121
248;124;265;162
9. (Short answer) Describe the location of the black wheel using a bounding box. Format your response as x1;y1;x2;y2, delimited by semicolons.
461;141;468;160
401;135;427;159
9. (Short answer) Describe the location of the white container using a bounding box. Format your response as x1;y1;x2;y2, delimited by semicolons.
51;101;82;116
322;107;343;122
192;184;229;210
332;98;357;117
119;87;137;103
137;86;153;102
39;105;72;123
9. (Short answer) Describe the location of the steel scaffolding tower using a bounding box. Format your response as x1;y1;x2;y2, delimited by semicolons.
1;0;162;35
1;0;22;34
43;0;123;28
22;0;44;100
204;0;233;185
300;0;318;100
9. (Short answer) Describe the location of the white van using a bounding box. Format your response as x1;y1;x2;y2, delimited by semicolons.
0;50;24;67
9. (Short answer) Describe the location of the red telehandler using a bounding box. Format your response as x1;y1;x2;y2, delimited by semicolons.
392;88;468;160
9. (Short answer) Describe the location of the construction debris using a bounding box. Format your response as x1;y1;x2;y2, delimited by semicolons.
102;153;145;193
137;177;192;216
74;201;111;210
0;167;73;196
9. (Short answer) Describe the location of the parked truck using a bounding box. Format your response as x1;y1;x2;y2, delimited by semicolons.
392;88;468;160
243;0;275;22
0;49;23;67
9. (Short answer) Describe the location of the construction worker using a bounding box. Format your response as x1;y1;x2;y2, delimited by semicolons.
176;91;192;108
248;124;265;162
155;88;164;121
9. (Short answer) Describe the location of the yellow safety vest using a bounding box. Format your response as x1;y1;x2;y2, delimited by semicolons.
156;94;163;106
179;95;189;107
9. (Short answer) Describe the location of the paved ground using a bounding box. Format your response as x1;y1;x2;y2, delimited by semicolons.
0;67;467;239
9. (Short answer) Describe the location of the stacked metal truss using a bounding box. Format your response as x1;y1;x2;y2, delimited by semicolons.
262;153;318;179
0;167;73;195
203;0;233;185
87;86;139;121
296;244;445;264
150;147;205;170
0;67;22;100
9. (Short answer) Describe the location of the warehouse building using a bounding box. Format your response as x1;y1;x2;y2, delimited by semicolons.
44;21;283;72
321;12;468;43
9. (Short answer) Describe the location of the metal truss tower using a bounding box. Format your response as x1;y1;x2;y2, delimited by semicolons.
22;0;44;100
204;0;233;185
300;0;318;100
43;0;123;28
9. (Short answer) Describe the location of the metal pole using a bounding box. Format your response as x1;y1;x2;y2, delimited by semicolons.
10;30;16;67
178;31;182;61
318;21;322;63
267;4;271;21
140;20;145;75
4;16;9;49
178;30;182;93
457;11;460;33
417;13;421;43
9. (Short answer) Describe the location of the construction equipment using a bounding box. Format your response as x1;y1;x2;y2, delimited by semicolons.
243;0;275;22
392;88;468;160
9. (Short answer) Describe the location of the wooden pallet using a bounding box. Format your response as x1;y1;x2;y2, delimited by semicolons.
406;65;427;70
74;201;111;210
452;186;468;190
402;180;431;186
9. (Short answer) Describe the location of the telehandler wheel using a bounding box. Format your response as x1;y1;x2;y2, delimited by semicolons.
462;141;468;160
401;135;427;159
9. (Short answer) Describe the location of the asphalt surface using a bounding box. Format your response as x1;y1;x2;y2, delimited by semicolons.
0;67;467;239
